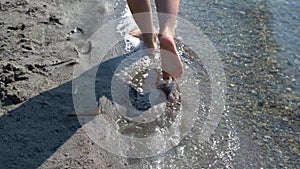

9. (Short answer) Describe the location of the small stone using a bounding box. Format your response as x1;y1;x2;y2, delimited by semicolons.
282;117;288;121
269;69;279;74
286;88;292;91
238;11;246;15
232;52;240;58
229;83;235;87
284;106;292;110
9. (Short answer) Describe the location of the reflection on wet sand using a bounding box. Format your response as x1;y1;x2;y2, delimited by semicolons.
0;0;298;168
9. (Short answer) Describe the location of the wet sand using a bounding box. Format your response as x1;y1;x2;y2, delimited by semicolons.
0;0;299;168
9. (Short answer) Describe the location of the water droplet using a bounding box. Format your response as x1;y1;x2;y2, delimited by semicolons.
137;87;143;93
142;73;148;78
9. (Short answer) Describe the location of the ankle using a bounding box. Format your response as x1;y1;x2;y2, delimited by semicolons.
141;33;156;42
141;33;156;48
159;34;175;46
159;29;175;40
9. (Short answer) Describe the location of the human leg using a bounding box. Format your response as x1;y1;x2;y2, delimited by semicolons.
155;0;183;80
127;0;156;49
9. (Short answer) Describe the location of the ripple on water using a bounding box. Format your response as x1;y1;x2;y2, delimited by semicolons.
94;38;240;167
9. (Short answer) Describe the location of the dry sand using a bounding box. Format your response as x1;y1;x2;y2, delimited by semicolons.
0;0;134;168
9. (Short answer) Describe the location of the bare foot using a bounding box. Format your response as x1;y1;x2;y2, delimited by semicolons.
129;27;142;38
130;29;183;79
129;28;157;49
160;35;184;80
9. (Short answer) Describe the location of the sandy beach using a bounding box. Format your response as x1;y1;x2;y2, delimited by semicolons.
0;0;299;168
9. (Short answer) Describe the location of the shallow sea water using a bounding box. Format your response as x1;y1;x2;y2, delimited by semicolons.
70;0;299;168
